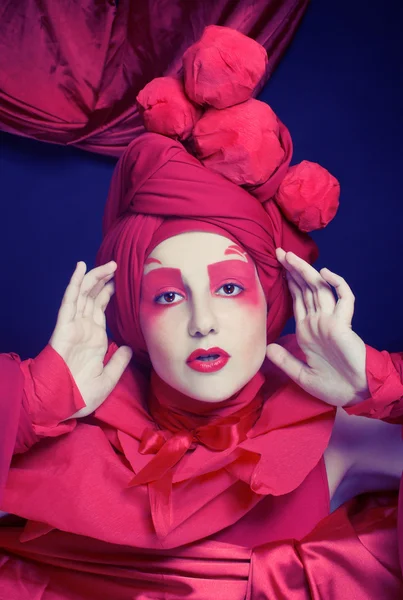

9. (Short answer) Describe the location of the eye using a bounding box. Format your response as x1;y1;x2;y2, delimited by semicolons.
216;283;244;297
155;291;184;305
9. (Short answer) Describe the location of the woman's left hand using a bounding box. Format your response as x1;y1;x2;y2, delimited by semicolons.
266;249;369;407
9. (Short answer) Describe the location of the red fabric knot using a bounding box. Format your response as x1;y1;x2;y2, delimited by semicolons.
130;430;193;487
128;371;265;539
131;393;264;487
183;25;268;109
136;76;202;141
275;160;340;232
138;427;166;455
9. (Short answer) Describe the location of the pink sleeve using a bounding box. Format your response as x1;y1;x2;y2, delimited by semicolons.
15;345;86;453
0;354;24;502
344;345;403;424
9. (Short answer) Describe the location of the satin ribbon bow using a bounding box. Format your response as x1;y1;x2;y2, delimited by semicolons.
129;392;263;539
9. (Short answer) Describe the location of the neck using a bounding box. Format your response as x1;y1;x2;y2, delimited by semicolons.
149;369;265;420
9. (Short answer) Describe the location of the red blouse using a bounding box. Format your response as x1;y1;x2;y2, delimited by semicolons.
0;339;401;598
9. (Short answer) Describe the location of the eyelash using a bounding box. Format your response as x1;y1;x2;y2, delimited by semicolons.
154;288;186;305
155;291;185;305
154;283;244;305
215;283;244;297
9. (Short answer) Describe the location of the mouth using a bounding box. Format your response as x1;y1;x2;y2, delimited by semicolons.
186;347;230;373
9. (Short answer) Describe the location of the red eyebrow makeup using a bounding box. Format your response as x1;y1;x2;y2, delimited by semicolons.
141;267;186;322
208;260;261;306
141;267;185;302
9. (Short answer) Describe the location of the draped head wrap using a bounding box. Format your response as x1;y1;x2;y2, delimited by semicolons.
97;126;318;366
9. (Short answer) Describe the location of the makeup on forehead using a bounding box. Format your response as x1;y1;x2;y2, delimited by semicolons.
209;260;262;307
144;257;163;275
145;241;247;274
141;267;185;302
142;259;256;296
208;260;256;286
224;244;249;262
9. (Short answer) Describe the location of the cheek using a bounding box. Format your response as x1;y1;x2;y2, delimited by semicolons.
228;280;266;316
140;303;183;359
227;291;267;347
216;297;267;350
140;301;166;327
245;301;267;342
233;283;262;308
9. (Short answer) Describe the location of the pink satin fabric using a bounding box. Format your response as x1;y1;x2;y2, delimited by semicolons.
0;355;23;504
0;493;400;599
248;492;402;599
0;340;402;596
129;371;265;538
0;0;310;156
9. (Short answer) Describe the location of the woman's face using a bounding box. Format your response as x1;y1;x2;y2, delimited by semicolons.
139;232;267;402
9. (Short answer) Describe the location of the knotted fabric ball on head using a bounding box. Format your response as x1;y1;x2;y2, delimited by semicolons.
136;25;340;234
182;24;268;109
136;77;202;141
98;26;340;366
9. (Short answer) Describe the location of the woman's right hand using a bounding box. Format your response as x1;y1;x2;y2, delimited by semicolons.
49;261;133;419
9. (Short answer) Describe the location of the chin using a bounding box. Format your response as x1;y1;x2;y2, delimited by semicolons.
181;372;252;403
155;353;266;403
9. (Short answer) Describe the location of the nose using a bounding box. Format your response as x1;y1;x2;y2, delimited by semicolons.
188;294;219;338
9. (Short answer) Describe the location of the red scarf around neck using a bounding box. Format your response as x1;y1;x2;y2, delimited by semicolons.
130;370;265;537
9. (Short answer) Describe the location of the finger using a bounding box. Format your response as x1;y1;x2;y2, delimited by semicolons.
277;250;316;313
57;262;87;324
276;249;308;288
320;268;355;323
289;269;316;314
76;262;117;317
97;281;115;310
99;346;133;399
93;282;115;326
88;272;115;300
282;251;335;314
287;274;307;322
266;343;308;385
83;293;95;319
83;273;115;319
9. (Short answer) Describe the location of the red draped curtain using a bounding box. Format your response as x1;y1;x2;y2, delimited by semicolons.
0;0;309;156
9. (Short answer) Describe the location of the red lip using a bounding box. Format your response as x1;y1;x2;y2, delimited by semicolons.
186;347;230;373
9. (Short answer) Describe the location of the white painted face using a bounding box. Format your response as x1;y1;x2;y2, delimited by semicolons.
139;232;267;402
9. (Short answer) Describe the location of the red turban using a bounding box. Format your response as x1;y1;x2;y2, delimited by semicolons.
97;131;317;365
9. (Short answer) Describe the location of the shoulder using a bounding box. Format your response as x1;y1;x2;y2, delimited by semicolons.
325;408;402;506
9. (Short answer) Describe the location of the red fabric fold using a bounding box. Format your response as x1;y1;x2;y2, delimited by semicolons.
345;345;403;423
0;0;310;155
20;345;86;438
1;339;335;549
0;355;23;503
0;492;401;599
248;493;402;600
129;370;265;537
1;340;402;593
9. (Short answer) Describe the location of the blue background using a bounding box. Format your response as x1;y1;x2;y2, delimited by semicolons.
1;0;402;359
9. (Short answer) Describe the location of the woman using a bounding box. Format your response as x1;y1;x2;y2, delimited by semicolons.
0;131;402;598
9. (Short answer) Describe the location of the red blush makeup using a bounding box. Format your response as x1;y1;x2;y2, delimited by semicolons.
208;260;261;307
141;267;186;319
